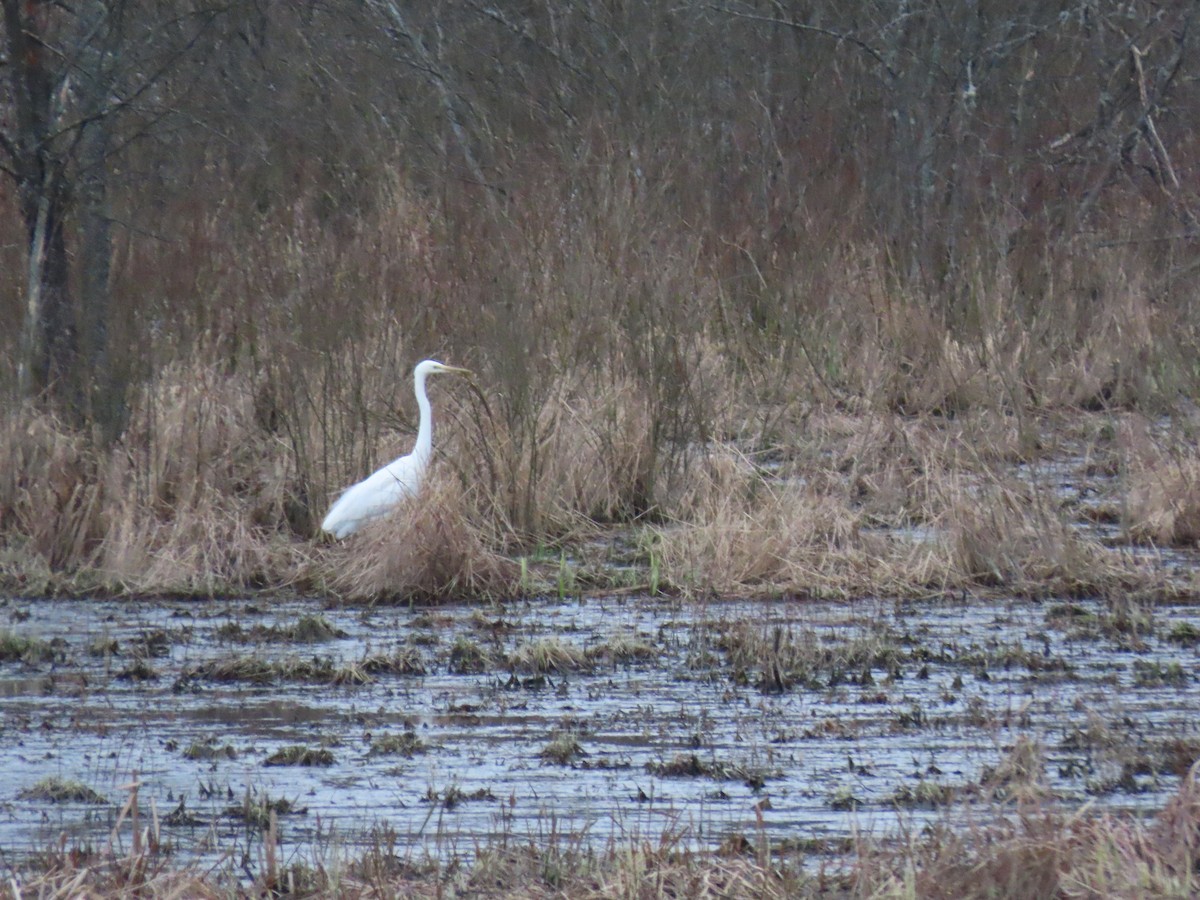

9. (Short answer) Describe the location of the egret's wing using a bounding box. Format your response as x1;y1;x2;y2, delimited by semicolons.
321;454;424;537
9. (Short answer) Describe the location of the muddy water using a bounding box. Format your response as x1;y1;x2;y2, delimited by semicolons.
1;588;1198;871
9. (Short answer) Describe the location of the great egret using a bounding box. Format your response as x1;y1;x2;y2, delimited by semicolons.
320;359;472;539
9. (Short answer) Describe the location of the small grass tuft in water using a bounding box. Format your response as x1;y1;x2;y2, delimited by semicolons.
19;776;107;804
829;786;865;811
422;784;496;810
448;636;494;673
178;652;328;686
362;646;427;676
0;629;60;664
1133;659;1189;687
264;745;336;767
644;752;771;784
225;791;305;828
216;614;346;644
115;658;158;681
540;732;587;765
888;779;958;809
1166;621;1200;647
508;637;590;674
587;633;656;665
183;740;238;761
981;736;1051;803
369;731;426;757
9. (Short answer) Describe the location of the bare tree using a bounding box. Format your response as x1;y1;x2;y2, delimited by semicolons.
0;0;227;435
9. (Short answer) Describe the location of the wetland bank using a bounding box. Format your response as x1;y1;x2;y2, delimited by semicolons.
5;424;1200;896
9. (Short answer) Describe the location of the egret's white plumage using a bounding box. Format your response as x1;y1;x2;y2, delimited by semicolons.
321;359;471;539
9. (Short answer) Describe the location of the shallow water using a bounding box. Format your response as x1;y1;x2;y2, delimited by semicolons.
1;586;1198;874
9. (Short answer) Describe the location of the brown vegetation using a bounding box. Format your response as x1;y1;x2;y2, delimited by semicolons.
4;6;1200;890
10;765;1200;898
0;4;1195;603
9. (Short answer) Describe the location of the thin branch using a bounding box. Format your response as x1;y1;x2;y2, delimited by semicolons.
709;4;897;82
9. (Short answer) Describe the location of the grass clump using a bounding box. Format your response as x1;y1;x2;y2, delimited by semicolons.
980;736;1051;803
935;477;1121;597
225;791;304;828
422;784;496;810
182;740;238;761
19;776;106;804
586;633;656;665
1132;659;1189;687
508;637;590;674
323;479;519;604
1124;451;1200;547
1166;621;1200;647
644;753;768;784
448;636;494;673
361;646;427;677
178;654;311;686
714;621;905;693
0;629;60;664
216;614;346;644
888;779;958;809
369;731;426;757
264;745;336;767
539;732;587;766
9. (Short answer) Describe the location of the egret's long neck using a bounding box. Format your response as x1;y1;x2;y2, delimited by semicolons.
413;370;433;465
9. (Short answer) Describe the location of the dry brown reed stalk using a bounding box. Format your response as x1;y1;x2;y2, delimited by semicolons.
94;360;311;595
0;411;105;581
980;736;1052;804
930;471;1125;597
1120;417;1200;547
1125;456;1200;547
652;408;1184;600
655;447;918;599
1038;259;1172;411
323;477;519;604
448;368;659;540
854;764;1200;899
0;359;316;596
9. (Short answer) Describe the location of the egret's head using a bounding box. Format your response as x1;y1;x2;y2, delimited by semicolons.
415;359;472;379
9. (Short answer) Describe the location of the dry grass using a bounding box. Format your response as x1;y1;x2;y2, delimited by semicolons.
0;365;311;597
931;474;1122;597
655;455;901;599
321;478;519;604
854;764;1200;899
1122;423;1200;547
648;409;1189;601
3;385;1194;605
10;767;1200;897
0;150;1197;606
508;637;590;674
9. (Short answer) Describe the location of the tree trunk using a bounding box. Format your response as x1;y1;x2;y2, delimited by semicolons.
7;0;80;417
80;119;120;441
17;180;77;415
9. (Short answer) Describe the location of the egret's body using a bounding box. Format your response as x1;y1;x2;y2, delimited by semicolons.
321;360;471;539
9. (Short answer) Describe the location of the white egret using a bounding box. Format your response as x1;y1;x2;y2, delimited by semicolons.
320;359;472;539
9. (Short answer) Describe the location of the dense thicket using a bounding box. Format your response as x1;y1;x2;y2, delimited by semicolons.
1;2;1198;592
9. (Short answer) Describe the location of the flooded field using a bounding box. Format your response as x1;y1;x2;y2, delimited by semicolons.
2;582;1199;876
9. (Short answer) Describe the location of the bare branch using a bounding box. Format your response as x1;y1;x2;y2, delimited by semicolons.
708;3;898;82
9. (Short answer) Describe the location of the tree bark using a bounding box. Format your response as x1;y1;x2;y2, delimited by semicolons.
6;0;80;414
